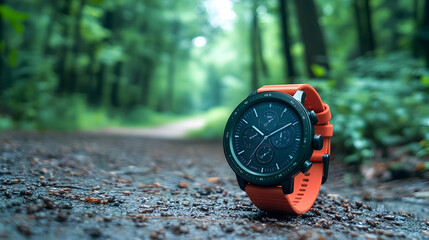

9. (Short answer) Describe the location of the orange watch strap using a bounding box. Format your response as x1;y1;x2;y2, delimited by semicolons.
256;84;325;113
244;84;332;214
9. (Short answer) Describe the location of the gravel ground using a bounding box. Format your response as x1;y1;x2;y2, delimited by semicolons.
0;131;428;240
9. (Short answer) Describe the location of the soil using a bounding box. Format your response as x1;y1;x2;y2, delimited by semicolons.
0;131;428;240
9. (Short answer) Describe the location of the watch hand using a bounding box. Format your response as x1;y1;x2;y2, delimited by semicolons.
252;125;264;136
267;123;292;137
249;136;268;159
250;132;258;140
264;118;274;127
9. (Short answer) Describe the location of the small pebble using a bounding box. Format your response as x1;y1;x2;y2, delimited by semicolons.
383;215;395;221
178;181;188;188
85;227;102;238
250;224;264;233
17;224;32;236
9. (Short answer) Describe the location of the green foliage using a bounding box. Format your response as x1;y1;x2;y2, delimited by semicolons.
187;107;231;139
0;4;28;33
313;55;429;164
118;107;180;128
311;64;327;77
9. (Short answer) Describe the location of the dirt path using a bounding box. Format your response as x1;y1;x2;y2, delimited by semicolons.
96;117;206;139
0;132;428;239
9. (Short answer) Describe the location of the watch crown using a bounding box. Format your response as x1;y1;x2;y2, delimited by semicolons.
309;110;318;125
312;135;323;150
301;160;313;174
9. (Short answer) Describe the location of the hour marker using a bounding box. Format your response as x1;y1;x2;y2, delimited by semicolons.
289;155;293;159
238;150;244;155
276;163;279;169
252;125;264;136
261;168;264;173
235;135;239;138
247;159;252;165
253;108;258;117
269;103;272;108
280;108;287;117
295;138;300;141
242;119;248;124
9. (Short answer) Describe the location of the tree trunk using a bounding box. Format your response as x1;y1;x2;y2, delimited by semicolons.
278;0;296;82
43;0;59;56
412;0;420;58
56;1;71;93
250;3;259;90
0;0;4;93
140;58;154;106
93;64;105;105
255;14;268;78
293;0;330;78
110;62;122;107
91;10;114;105
69;0;86;93
421;0;429;67
385;0;399;51
207;65;221;107
166;20;180;112
86;42;96;104
353;0;376;56
166;52;176;111
363;0;375;52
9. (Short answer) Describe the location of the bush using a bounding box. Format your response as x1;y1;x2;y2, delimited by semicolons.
312;54;429;164
187;107;231;139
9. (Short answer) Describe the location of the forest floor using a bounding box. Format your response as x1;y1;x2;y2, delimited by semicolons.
0;129;428;240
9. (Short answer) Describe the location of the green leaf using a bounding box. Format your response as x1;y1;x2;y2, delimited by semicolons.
0;5;28;21
424;162;429;171
311;64;327;77
88;0;104;5
0;5;28;33
8;49;18;67
97;46;123;66
421;76;429;86
291;43;304;56
10;20;24;33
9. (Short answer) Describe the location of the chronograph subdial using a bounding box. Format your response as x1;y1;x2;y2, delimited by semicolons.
260;111;279;132
256;145;274;164
270;126;294;148
242;127;263;148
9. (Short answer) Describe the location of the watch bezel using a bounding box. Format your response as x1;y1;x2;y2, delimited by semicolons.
223;91;314;186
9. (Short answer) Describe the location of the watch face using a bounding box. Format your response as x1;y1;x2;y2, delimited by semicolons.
223;91;313;185
232;101;302;174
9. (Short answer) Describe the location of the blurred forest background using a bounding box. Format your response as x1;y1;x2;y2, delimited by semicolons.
0;0;428;171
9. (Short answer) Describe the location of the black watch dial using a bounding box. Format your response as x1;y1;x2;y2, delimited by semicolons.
271;126;294;148
260;111;279;131
231;101;302;174
256;145;274;164
242;127;263;148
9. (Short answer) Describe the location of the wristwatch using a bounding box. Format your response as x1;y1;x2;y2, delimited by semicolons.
223;84;332;214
